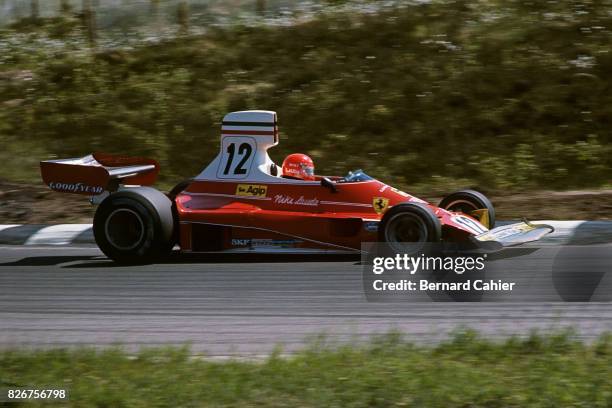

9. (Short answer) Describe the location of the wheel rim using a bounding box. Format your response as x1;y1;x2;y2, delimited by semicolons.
104;208;145;251
444;199;480;214
385;212;428;244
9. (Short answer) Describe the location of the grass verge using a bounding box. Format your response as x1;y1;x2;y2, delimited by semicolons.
1;330;611;407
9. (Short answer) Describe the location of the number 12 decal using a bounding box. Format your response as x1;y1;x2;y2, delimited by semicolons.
218;137;256;179
223;143;252;175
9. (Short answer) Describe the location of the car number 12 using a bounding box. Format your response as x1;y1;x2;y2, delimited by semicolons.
223;143;252;175
218;137;256;179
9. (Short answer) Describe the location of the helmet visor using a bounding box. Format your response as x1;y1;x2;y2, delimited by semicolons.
301;164;314;176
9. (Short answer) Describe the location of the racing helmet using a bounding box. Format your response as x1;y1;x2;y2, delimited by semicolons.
282;153;315;181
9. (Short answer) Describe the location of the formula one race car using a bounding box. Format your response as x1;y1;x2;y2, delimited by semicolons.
40;110;553;263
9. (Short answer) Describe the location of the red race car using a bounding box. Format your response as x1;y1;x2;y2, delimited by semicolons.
40;110;553;263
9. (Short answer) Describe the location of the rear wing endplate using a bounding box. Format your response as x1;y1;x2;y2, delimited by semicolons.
40;152;159;195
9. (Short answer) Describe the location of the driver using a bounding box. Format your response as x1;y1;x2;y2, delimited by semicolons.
281;153;315;181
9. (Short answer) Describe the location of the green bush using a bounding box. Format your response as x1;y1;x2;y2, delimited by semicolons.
0;1;610;191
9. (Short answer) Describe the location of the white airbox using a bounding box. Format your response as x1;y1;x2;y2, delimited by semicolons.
196;110;280;181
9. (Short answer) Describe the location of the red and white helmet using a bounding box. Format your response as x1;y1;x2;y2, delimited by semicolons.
282;153;315;181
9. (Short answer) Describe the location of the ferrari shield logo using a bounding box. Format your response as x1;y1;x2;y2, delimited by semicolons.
373;197;390;214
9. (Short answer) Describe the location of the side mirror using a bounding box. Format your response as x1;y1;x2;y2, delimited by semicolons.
321;177;338;193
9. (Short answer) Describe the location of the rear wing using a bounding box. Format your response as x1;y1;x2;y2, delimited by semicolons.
40;152;160;195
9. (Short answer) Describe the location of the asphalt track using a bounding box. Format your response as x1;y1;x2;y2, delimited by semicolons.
1;238;611;356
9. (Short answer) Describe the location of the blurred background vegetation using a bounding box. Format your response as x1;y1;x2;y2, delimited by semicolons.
0;0;610;192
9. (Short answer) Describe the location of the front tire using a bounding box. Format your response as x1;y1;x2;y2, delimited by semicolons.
378;202;442;254
93;187;175;264
438;189;496;229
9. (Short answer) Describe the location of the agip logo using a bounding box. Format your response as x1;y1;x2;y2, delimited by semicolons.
236;184;268;197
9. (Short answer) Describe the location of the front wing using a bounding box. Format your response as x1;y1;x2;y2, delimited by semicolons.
473;221;554;248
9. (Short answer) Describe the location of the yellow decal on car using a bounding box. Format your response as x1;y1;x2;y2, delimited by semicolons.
373;197;390;214
236;184;268;197
471;209;490;229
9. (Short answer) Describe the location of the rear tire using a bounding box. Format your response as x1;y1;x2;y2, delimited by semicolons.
378;203;441;254
93;187;175;264
438;190;495;229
